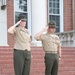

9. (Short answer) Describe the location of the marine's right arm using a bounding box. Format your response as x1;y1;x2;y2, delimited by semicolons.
34;26;48;41
7;20;21;34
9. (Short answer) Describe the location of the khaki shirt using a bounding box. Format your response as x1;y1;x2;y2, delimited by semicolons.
39;33;61;52
13;26;31;51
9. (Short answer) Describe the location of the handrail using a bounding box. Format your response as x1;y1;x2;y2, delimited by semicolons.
56;30;75;47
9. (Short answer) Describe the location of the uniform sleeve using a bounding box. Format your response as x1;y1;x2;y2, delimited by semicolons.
38;34;45;41
13;27;17;34
58;39;61;46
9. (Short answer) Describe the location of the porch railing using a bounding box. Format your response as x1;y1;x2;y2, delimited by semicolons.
56;30;75;47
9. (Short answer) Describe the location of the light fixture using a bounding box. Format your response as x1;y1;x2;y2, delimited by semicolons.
1;0;6;10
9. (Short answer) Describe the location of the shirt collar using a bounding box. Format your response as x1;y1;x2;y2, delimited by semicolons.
18;26;26;32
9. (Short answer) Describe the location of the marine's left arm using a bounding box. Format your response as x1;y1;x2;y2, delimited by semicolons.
58;45;61;58
55;35;61;58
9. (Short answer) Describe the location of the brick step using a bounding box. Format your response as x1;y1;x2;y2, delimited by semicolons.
62;51;75;55
58;71;75;75
61;55;75;59
59;63;75;67
59;59;75;63
31;59;44;63
31;64;44;69
0;47;75;75
31;54;75;61
59;67;75;71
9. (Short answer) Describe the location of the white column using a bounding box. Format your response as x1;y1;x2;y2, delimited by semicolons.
0;5;7;45
27;0;31;35
31;0;47;46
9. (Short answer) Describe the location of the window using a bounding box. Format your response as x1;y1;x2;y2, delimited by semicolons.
49;0;59;14
15;12;28;28
49;15;60;32
14;0;31;31
19;0;27;11
14;0;28;27
48;0;63;32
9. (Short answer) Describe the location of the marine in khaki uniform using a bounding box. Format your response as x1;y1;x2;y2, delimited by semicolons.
34;21;61;75
8;15;31;75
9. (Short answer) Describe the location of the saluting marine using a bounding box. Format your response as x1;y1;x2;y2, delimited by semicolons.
34;21;61;75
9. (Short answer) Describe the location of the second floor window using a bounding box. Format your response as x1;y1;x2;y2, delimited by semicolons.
14;0;28;28
48;0;60;32
19;0;27;11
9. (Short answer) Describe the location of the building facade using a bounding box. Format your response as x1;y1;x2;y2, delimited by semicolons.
0;0;75;75
0;0;75;46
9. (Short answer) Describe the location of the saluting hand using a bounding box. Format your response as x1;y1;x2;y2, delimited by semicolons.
14;20;21;27
42;26;48;32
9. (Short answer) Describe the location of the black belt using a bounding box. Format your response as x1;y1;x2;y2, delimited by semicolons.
14;49;31;52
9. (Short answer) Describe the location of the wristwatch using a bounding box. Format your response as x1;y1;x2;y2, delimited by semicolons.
59;56;61;58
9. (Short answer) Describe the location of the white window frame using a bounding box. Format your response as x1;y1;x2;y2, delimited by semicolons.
14;0;31;35
48;0;64;32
